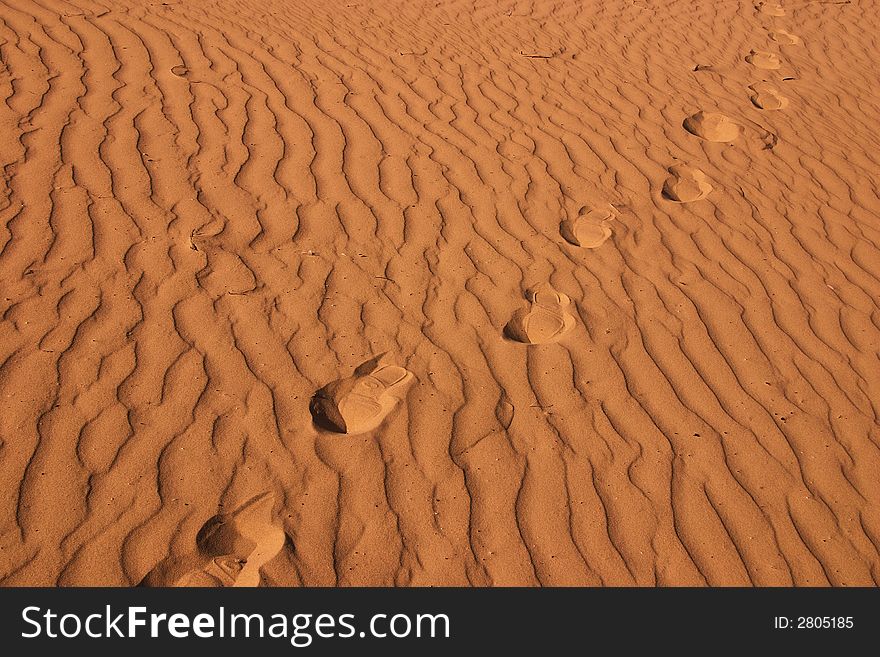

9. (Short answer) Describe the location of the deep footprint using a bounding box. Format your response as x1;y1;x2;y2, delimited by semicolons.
749;82;789;110
140;492;285;587
310;355;414;434
560;205;615;248
662;165;713;202
505;283;577;345
683;111;740;142
746;50;782;70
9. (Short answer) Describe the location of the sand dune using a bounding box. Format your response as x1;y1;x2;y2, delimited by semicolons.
1;0;879;586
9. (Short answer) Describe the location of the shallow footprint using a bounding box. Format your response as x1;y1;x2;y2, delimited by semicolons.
746;50;782;70
560;205;615;248
749;82;789;110
683;111;740;142
769;30;801;45
662;165;713;202
140;492;285;587
505;283;576;345
756;2;785;16
310;354;414;434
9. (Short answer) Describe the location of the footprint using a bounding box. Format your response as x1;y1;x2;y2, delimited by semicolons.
662;165;713;202
140;492;285;587
749;82;789;110
560;205;615;248
756;2;785;16
683;111;740;142
505;283;577;345
769;30;801;45
746;50;782;70
310;354;414;434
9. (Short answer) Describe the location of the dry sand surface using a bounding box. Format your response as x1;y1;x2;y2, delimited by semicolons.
1;0;879;586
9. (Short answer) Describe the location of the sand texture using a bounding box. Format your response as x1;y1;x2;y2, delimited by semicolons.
1;0;879;586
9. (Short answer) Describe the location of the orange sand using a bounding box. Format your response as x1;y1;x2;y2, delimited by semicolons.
1;0;879;586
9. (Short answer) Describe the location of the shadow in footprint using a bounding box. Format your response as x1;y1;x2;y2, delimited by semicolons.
769;30;801;45
505;283;577;345
756;2;785;16
746;50;782;70
749;82;788;110
662;165;713;202
310;354;414;434
171;65;195;80
560;205;615;248
139;492;285;587
683;111;740;142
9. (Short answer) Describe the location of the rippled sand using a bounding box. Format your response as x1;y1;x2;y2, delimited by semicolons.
1;0;879;586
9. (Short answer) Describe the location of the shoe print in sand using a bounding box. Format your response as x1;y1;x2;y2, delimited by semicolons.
140;492;285;587
505;283;577;345
311;354;414;434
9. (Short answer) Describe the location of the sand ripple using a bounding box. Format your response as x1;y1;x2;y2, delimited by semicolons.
1;0;879;587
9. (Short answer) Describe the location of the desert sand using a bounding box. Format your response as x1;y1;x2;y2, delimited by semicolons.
1;0;879;586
